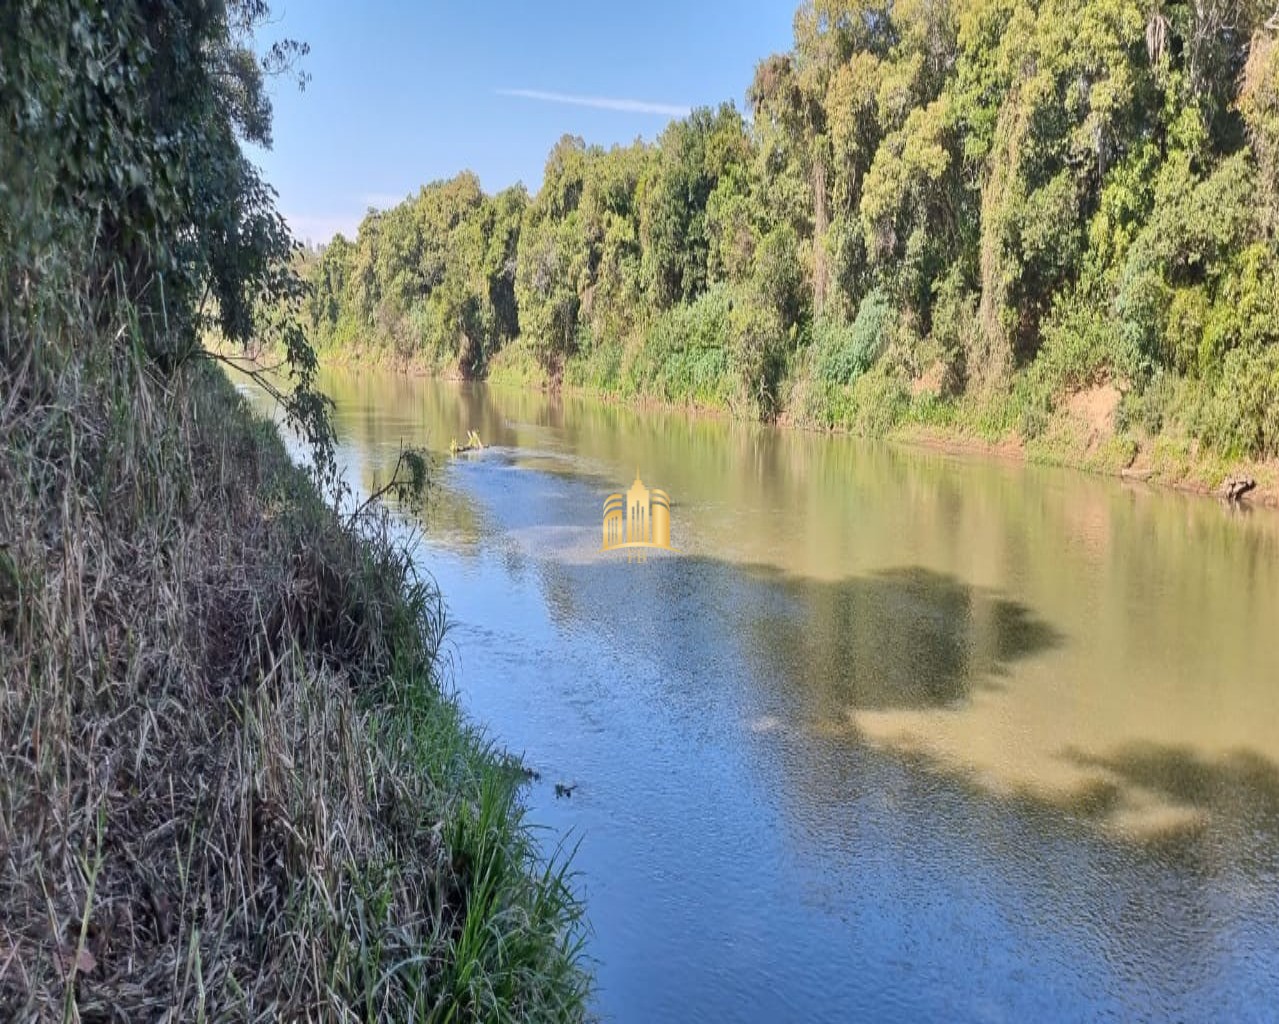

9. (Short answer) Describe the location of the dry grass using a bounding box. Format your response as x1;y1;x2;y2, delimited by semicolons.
0;312;587;1020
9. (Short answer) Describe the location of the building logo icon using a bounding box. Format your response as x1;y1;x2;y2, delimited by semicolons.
602;471;675;560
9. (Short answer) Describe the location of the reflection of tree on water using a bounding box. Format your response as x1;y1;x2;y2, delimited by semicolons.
298;369;1279;1020
747;565;1061;714
1061;743;1279;858
537;546;1279;862
530;551;1278;1017
529;556;1061;736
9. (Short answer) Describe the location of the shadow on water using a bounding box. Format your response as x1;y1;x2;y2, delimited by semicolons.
724;560;1278;865
544;543;1279;863
531;541;1279;1019
554;555;1063;716
1054;743;1279;851
742;563;1062;712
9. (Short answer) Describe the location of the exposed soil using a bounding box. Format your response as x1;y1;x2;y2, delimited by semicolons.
1063;383;1122;454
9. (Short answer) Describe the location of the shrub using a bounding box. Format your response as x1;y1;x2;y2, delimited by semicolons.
627;285;736;406
1116;153;1261;370
753;224;806;325
815;288;897;386
929;268;979;396
729;296;787;418
847;365;911;436
1163;286;1211;375
565;328;626;392
1117;369;1182;436
1195;345;1279;458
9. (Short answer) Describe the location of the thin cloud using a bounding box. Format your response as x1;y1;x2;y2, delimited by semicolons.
497;88;689;118
360;192;407;209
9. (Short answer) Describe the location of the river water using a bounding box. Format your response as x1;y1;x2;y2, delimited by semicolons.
270;369;1279;1022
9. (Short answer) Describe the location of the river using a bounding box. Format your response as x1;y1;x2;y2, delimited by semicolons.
261;368;1279;1022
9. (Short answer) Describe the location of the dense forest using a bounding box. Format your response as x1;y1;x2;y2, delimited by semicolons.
1;1;585;1019
307;0;1279;474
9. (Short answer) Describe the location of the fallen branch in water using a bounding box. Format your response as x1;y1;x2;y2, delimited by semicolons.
1223;477;1256;503
450;430;484;455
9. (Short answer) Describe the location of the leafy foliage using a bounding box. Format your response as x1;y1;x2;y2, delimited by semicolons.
0;0;337;475
1;4;590;1020
816;288;897;385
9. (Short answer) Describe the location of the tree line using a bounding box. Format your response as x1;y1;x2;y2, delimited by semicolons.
305;0;1279;460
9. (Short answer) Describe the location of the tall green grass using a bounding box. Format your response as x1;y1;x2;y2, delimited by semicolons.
0;297;589;1019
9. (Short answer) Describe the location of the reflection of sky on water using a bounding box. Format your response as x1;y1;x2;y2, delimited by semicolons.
429;454;1277;1022
238;369;1279;1023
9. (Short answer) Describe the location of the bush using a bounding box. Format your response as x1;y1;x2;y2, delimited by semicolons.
1003;287;1145;439
565;328;626;392
626;285;736;406
848;366;911;435
815;288;897;386
929;268;979;396
729;296;787;417
753;224;806;325
1195;345;1279;458
1163;286;1211;375
488;335;550;390
1117;369;1181;436
1116;154;1261;370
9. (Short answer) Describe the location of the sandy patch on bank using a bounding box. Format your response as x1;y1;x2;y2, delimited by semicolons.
1064;383;1122;453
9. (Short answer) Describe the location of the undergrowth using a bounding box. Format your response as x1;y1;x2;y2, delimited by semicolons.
0;320;588;1021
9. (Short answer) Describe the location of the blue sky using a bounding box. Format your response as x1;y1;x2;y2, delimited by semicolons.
250;2;797;244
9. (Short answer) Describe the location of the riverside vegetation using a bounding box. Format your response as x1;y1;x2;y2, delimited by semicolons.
0;3;587;1020
303;0;1279;495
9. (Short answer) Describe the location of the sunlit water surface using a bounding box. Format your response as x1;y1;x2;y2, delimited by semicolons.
248;369;1279;1023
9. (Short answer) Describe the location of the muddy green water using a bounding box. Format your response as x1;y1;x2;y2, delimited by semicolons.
258;368;1279;1022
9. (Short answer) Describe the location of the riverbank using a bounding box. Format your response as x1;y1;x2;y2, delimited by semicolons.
311;337;1279;511
0;334;588;1019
